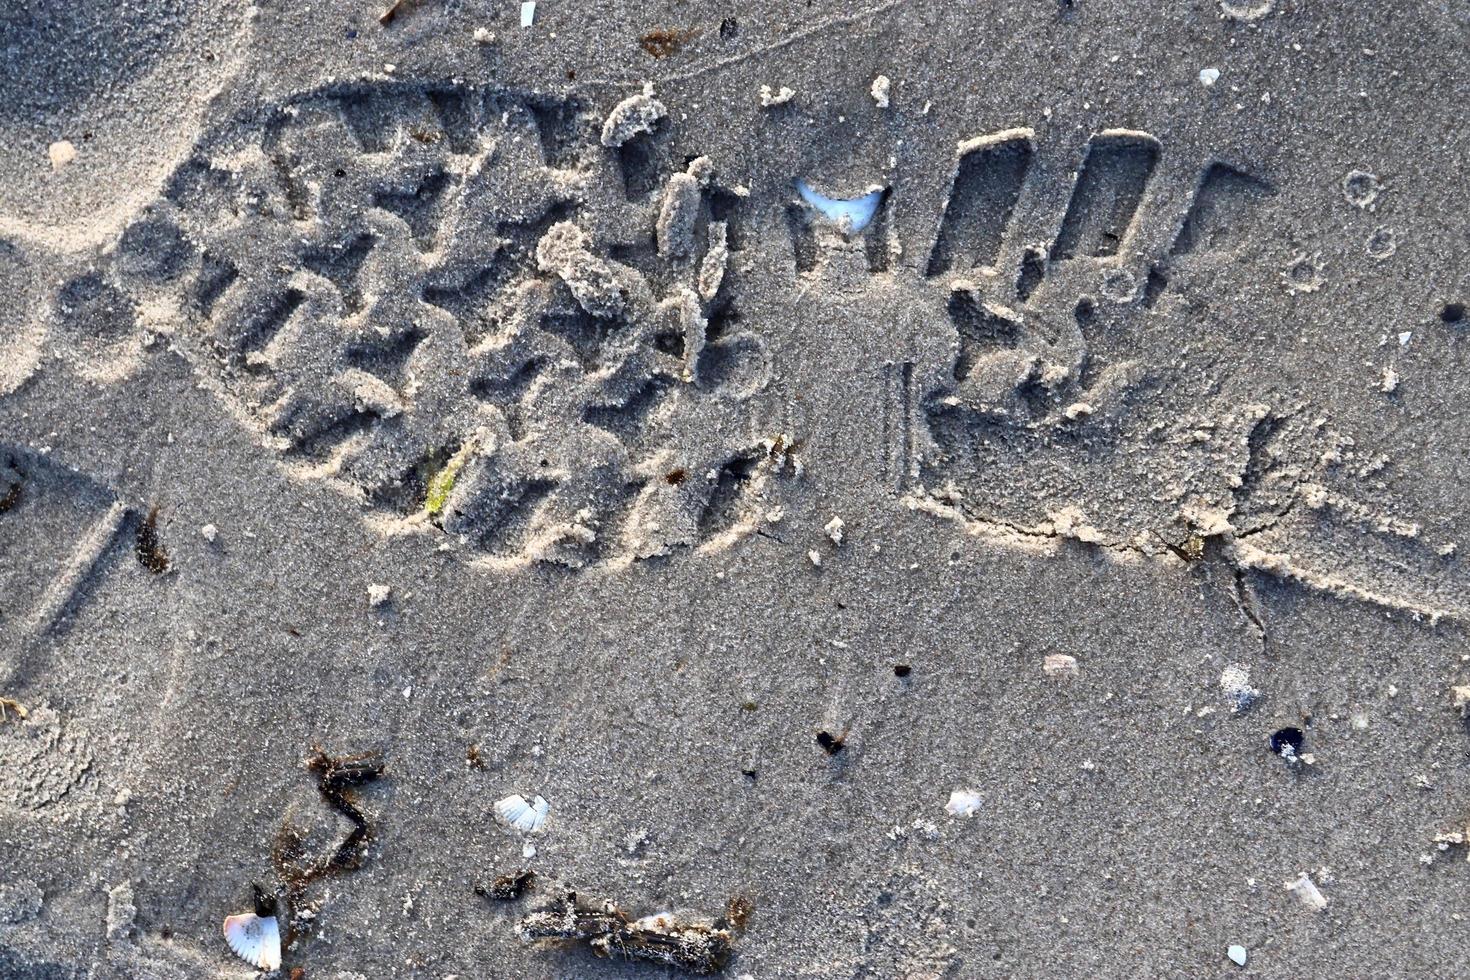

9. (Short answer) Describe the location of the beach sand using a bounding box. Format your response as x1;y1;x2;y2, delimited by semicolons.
2;1;1469;976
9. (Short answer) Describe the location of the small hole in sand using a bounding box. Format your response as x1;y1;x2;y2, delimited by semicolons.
816;730;846;755
1440;302;1465;325
893;664;911;678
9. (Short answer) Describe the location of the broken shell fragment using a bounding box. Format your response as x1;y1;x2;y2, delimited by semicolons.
222;911;282;970
1283;872;1328;911
945;789;983;817
495;793;550;833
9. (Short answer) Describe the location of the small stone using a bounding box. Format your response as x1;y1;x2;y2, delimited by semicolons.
1199;67;1221;86
48;140;77;170
807;549;823;568
1379;366;1398;393
200;523;218;543
368;584;392;607
1227;944;1247;967
870;74;891;108
1451;685;1470;717
1043;653;1079;678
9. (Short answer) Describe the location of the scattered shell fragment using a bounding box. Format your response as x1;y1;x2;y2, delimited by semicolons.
759;84;795;107
945;789;983;817
1379;366;1399;393
870;74;891;108
824;516;845;546
368;584;392;607
1284;872;1328;911
807;549;823;568
1227;944;1248;966
1450;685;1470;717
1043;654;1079;678
1064;402;1094;420
1199;67;1220;86
1219;0;1275;21
495;793;550;833
222;911;282;970
48;140;77;170
200;523;218;543
520;1;535;28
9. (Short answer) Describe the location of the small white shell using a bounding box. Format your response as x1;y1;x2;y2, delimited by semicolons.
222;911;281;970
1283;872;1328;911
945;789;983;817
495;793;550;833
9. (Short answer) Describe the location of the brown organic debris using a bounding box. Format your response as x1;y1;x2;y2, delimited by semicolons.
272;749;386;928
135;504;170;574
477;869;536;901
640;28;698;58
518;888;733;974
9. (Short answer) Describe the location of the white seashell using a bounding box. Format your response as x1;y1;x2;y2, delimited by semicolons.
495;793;550;833
222;911;281;970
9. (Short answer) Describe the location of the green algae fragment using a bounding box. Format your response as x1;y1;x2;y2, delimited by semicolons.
425;443;474;518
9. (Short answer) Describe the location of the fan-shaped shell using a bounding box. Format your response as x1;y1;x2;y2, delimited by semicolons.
222;911;282;970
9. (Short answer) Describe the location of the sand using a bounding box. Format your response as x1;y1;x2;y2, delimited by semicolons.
2;0;1469;976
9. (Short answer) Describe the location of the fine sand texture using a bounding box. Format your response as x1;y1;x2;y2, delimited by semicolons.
3;1;1470;976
